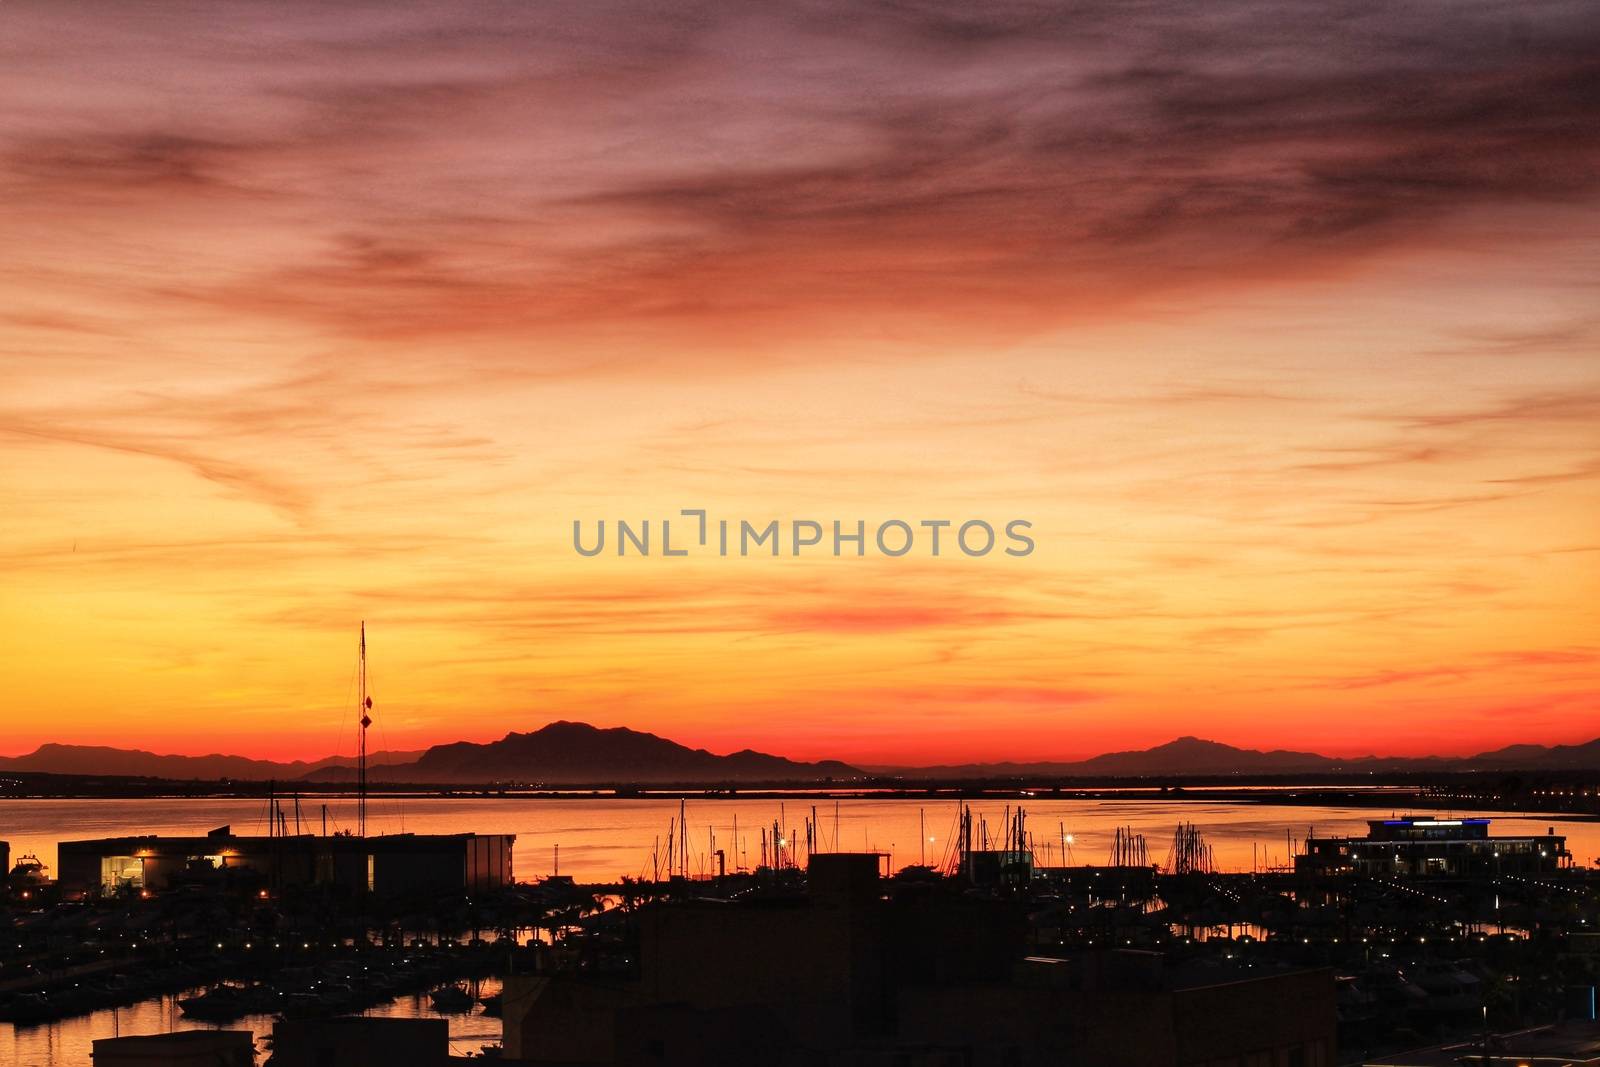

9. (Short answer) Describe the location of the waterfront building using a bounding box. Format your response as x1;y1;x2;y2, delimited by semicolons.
961;848;1034;886
267;1017;451;1066
57;827;514;897
1296;817;1569;877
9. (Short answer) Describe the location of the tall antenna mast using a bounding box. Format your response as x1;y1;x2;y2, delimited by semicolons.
358;621;372;838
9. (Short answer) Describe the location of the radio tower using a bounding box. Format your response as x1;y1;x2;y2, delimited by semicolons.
358;621;372;838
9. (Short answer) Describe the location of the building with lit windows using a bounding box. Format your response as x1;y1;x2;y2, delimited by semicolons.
1296;817;1567;877
56;826;513;897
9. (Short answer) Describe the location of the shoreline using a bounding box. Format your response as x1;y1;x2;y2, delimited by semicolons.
1;779;1594;822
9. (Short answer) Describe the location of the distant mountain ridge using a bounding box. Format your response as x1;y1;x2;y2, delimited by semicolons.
889;736;1354;778
871;734;1600;778
2;727;1597;784
0;743;423;781
0;724;859;785
306;721;861;784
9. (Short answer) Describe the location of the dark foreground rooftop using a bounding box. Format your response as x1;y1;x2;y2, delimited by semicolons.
1363;1019;1600;1066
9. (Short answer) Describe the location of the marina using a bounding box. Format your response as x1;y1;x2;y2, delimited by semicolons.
3;795;1598;1064
4;794;1597;888
2;980;505;1065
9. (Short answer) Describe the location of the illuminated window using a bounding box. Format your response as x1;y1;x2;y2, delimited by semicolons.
101;855;143;890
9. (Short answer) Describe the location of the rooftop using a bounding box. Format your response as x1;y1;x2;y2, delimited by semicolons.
1363;1020;1600;1066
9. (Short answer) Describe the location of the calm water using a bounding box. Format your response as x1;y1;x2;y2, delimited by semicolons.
0;981;503;1067
1;794;1591;883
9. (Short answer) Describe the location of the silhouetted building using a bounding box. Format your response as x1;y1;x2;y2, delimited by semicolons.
1297;817;1568;877
504;853;1335;1066
962;848;1034;886
57;828;514;897
267;1017;449;1067
93;1030;254;1066
900;953;1335;1067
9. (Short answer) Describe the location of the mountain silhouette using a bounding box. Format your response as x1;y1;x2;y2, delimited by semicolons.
0;743;422;780
873;734;1599;778
2;726;1596;784
306;721;860;784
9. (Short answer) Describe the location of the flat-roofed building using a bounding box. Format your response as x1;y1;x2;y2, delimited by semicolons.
1297;817;1567;877
1361;1018;1600;1065
92;1030;254;1065
58;827;513;897
268;1017;450;1067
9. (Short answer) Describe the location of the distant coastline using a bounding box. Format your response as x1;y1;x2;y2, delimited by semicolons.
1;770;1595;823
5;722;1599;786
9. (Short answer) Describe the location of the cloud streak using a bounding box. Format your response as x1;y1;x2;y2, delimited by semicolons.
1;1;1597;761
3;1;1598;350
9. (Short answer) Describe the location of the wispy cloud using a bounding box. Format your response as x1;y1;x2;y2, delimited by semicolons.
1;1;1597;760
3;1;1598;350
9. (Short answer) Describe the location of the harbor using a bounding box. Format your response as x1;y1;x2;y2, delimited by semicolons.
3;795;1599;1065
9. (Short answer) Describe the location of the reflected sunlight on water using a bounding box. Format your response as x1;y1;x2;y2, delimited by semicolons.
2;794;1591;883
0;980;503;1067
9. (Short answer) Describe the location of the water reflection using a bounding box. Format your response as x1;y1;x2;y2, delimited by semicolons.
1;795;1590;884
0;980;504;1067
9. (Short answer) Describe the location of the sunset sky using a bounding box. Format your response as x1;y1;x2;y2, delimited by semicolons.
2;1;1597;765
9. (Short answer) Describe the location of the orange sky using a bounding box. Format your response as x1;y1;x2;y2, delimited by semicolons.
2;1;1597;765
